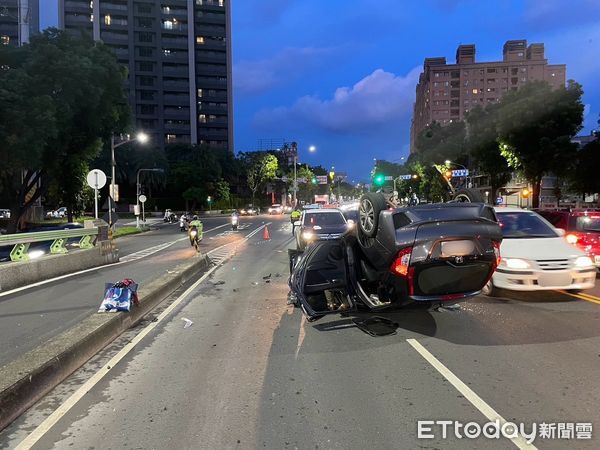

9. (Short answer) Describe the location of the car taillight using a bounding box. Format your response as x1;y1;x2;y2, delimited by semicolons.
492;241;501;267
566;233;578;245
391;247;413;277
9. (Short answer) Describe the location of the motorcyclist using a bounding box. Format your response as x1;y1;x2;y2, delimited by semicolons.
188;215;203;246
231;210;240;230
290;206;302;235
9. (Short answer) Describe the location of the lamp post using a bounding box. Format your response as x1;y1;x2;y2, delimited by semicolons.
293;145;316;207
136;168;164;228
444;160;470;187
108;132;149;235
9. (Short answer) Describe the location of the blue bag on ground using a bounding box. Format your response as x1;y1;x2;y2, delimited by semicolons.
99;279;139;312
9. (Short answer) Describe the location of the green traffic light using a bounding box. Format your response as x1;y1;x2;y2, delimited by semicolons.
374;173;385;186
311;177;317;184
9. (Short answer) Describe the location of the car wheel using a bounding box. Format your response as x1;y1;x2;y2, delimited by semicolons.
453;188;485;203
481;280;497;297
358;193;387;238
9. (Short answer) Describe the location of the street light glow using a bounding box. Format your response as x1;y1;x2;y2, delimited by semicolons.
445;159;451;165
309;145;316;152
136;132;149;144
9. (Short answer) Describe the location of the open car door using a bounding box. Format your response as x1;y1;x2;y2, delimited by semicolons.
289;240;356;321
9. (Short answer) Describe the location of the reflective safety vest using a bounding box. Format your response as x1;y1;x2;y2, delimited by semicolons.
291;210;301;220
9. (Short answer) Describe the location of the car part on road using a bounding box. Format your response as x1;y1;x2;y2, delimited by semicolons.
352;316;399;337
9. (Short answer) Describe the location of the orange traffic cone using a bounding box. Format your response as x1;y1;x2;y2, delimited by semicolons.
263;224;271;240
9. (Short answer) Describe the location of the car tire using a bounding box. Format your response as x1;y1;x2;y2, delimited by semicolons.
453;188;485;203
481;279;497;297
358;193;387;238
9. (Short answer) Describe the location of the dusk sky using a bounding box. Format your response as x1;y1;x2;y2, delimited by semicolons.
40;0;600;181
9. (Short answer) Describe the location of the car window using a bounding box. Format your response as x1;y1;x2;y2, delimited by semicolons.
497;212;558;238
575;215;600;232
304;212;346;226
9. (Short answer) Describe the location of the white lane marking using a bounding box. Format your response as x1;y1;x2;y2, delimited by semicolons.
15;221;273;448
294;315;306;360
0;222;235;298
407;339;537;450
15;259;222;450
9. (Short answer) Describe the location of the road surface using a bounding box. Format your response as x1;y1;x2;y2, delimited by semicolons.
1;213;600;449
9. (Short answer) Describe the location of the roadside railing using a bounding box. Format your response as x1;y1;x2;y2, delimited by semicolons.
0;227;103;262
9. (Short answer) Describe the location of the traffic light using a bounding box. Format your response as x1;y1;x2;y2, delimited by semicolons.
373;173;385;186
445;170;452;179
311;176;317;184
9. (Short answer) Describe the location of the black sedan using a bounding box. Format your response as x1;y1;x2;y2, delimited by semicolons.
294;208;354;251
289;193;502;321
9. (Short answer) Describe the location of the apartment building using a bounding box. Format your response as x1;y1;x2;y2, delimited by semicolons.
0;0;39;46
59;0;233;151
410;40;566;152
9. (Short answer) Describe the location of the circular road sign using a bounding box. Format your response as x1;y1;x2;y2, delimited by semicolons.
138;194;147;203
86;169;107;190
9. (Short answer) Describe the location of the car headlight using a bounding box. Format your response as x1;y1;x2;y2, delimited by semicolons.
302;231;314;240
504;258;531;269
565;234;578;245
268;208;273;212
575;256;593;268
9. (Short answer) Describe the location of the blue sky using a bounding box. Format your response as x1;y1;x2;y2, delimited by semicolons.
40;0;600;181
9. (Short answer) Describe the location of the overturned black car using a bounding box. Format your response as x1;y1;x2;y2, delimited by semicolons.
288;193;502;321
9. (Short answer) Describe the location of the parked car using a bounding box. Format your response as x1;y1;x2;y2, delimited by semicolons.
294;208;354;251
536;208;600;268
0;209;10;219
240;205;259;216
482;208;596;295
46;207;67;218
289;193;502;321
268;204;283;215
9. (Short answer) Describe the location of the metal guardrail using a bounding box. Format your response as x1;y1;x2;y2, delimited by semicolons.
0;228;99;262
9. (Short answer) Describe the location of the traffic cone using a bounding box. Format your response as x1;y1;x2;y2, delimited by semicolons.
263;224;271;240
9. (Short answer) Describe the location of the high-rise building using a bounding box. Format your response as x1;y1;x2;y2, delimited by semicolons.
410;40;566;153
59;0;233;151
0;0;39;46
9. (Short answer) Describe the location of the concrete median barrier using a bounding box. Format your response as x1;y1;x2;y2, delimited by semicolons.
0;253;211;431
0;241;119;293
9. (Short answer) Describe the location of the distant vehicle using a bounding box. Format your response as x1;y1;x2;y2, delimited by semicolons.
483;208;596;296
536;208;600;267
46;207;67;218
240;205;259;216
314;194;329;205
0;209;10;219
268;204;283;215
295;208;353;251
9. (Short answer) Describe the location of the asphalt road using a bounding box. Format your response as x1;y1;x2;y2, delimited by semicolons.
2;213;600;449
0;215;269;367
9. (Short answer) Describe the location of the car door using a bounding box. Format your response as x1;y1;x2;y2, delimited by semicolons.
290;240;356;321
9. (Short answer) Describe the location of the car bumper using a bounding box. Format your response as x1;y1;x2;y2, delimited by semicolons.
492;267;597;291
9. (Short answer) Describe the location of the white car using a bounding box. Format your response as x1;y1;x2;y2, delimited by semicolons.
483;208;597;295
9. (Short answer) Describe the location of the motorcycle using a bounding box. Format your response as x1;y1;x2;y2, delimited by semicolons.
179;216;188;231
189;226;201;252
231;214;239;231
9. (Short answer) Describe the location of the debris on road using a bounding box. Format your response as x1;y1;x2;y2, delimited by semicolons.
213;280;225;285
352;317;399;337
98;278;139;312
263;274;272;280
181;317;194;329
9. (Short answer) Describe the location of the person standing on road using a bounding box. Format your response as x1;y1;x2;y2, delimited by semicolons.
290;206;302;235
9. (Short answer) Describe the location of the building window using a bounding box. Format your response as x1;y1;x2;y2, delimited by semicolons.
551;73;556;77
137;4;152;13
511;68;518;75
138;32;153;43
139;47;153;57
434;72;440;78
139;76;154;86
163;20;173;30
138;17;153;28
166;134;177;143
517;52;524;57
472;88;478;94
104;14;111;25
140;91;155;101
199;114;207;123
196;36;204;44
487;68;496;73
140;104;155;114
521;77;527;82
487;78;495;83
1;35;9;45
511;77;518;85
139;61;154;72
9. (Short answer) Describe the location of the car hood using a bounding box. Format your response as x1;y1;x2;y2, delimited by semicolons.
501;237;585;259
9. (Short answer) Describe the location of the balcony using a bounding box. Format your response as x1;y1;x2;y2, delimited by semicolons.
101;32;128;43
100;3;128;13
163;80;189;91
161;37;188;48
163;65;189;77
164;94;190;105
161;7;188;18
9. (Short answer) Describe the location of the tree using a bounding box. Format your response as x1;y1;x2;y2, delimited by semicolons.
0;29;130;230
496;80;584;208
414;121;467;165
244;153;278;205
569;136;600;199
465;104;512;203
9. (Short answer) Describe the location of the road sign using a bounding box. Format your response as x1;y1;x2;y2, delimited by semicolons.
102;211;119;227
451;169;469;177
138;194;147;203
398;174;413;180
86;169;107;189
86;169;107;219
316;175;328;185
384;176;394;181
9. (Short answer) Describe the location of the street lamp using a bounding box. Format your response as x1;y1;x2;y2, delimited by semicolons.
109;132;149;233
136;168;164;228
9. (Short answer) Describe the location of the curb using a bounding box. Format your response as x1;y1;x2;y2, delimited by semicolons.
0;253;211;431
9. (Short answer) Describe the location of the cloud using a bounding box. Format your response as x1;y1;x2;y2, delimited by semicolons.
253;67;421;134
523;0;600;30
234;46;338;95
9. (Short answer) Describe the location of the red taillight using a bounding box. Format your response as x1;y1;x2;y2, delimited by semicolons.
492;241;501;267
391;247;413;277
